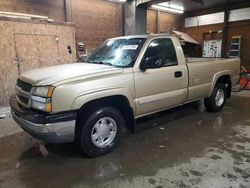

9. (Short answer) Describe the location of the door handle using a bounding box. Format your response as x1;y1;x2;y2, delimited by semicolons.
175;71;183;78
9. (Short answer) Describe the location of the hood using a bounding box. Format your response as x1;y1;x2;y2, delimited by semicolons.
19;63;124;86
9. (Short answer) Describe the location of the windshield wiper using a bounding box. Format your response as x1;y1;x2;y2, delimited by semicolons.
85;60;113;66
99;62;113;66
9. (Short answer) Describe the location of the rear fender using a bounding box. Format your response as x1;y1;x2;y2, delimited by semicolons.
208;70;231;97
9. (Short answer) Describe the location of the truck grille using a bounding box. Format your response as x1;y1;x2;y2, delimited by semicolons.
17;95;29;105
17;79;32;93
16;79;32;108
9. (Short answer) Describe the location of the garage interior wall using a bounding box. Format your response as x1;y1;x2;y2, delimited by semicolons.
0;0;65;22
147;9;184;34
184;8;250;69
0;0;123;52
0;0;186;50
70;0;123;51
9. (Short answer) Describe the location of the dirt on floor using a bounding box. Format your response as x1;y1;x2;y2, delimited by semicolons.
0;93;249;188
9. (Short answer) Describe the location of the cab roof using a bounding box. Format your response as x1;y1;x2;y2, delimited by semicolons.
110;33;172;40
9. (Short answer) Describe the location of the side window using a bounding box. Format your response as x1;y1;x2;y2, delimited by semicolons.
143;38;178;67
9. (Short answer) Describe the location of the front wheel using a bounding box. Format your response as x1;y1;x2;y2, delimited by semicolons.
76;106;124;157
204;83;227;112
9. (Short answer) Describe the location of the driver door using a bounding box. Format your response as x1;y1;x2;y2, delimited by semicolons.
134;38;188;117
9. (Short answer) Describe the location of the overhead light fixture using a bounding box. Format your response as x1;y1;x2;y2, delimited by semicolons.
159;2;184;11
151;3;184;14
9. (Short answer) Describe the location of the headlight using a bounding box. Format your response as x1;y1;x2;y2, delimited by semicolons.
31;86;55;97
30;86;55;112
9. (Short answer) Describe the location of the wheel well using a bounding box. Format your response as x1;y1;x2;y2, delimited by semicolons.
216;75;232;98
76;95;135;133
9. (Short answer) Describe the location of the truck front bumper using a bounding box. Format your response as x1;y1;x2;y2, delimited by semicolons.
10;96;76;143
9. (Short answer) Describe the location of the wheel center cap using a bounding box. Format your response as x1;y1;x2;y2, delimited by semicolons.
99;124;110;138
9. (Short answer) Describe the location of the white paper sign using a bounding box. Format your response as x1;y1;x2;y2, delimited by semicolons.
122;45;138;50
203;40;222;58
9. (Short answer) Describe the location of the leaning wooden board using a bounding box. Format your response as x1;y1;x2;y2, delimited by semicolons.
0;20;76;106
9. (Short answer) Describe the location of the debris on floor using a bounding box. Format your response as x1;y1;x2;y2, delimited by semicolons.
0;114;6;119
39;144;49;157
15;163;20;169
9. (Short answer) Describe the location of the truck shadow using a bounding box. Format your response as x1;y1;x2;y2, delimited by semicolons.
135;100;204;133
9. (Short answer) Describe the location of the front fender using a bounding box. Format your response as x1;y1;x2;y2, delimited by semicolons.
71;88;135;111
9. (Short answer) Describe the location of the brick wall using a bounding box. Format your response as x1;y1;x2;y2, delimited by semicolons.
0;0;123;51
147;9;157;33
184;20;250;69
71;0;123;51
0;0;65;22
147;9;184;34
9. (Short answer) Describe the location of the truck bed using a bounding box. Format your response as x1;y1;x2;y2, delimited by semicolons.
185;57;240;102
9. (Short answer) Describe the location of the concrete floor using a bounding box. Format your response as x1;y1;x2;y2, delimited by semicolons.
0;92;250;188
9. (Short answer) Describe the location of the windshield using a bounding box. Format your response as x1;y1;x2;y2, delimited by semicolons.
86;38;146;67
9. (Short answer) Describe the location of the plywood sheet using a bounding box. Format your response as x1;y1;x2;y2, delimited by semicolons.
0;20;76;106
15;34;59;73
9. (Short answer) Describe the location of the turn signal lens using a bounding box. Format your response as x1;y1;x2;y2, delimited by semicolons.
45;103;52;113
47;87;55;97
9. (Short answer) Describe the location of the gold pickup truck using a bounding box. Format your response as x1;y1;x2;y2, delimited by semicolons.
10;34;240;157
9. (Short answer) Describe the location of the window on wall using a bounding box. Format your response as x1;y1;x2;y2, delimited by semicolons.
143;38;178;67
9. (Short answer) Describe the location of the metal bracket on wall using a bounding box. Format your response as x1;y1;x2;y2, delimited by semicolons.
12;57;21;75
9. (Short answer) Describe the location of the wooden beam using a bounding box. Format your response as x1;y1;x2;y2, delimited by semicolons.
136;0;171;7
221;2;230;58
0;11;48;19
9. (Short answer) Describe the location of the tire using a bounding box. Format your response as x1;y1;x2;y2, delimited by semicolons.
76;106;124;157
204;83;227;112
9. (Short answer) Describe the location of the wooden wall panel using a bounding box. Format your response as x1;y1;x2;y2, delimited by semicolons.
0;21;17;107
15;34;59;73
72;0;123;51
0;20;76;106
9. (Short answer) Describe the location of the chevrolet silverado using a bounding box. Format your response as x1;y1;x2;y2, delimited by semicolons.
10;34;240;157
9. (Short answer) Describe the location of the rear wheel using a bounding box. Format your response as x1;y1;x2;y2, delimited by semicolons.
76;106;124;157
204;83;227;112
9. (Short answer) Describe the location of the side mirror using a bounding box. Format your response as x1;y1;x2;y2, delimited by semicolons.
141;56;163;71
